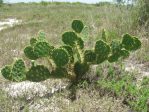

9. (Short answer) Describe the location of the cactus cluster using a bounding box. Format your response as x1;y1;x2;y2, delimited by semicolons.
1;20;141;82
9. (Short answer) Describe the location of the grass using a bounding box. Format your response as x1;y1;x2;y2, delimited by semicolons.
95;62;149;112
0;2;148;112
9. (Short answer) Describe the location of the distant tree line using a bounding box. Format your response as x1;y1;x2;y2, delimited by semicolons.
0;0;3;6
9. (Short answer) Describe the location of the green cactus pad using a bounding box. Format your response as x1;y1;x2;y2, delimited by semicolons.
61;45;73;56
101;29;107;42
51;67;68;78
30;38;37;46
96;55;108;64
1;65;12;80
26;65;50;82
60;45;74;63
95;40;110;56
77;37;84;49
122;34;141;51
74;62;89;79
34;42;54;57
37;31;46;41
122;34;134;51
24;46;38;60
52;48;69;67
81;26;89;40
62;31;78;46
72;20;84;33
110;41;122;54
84;50;96;62
11;59;26;82
108;54;119;63
120;50;130;59
132;36;141;50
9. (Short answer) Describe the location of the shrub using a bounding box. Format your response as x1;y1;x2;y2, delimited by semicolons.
1;20;141;82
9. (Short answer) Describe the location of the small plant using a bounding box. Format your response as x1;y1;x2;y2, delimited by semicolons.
1;20;141;82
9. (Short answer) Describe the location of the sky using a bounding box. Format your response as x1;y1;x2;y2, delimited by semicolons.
4;0;113;4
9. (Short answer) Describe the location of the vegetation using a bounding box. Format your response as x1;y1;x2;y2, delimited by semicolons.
1;20;141;83
138;0;149;28
0;0;3;6
97;64;149;112
0;2;148;112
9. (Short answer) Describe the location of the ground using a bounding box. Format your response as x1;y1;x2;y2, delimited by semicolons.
0;2;148;112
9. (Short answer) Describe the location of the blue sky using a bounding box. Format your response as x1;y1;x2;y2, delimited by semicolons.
4;0;113;4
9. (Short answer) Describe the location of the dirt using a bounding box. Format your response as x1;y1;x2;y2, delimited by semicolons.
0;18;22;31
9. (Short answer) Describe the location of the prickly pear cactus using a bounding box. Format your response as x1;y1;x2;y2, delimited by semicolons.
122;34;141;51
34;42;54;57
51;67;68;78
24;46;38;60
62;31;78;46
95;40;110;63
30;37;37;46
60;45;74;63
1;19;142;83
26;65;50;82
1;65;12;80
72;20;84;33
52;48;69;67
101;29;107;42
11;59;26;81
1;59;26;82
84;50;96;63
37;31;46;41
77;37;84;49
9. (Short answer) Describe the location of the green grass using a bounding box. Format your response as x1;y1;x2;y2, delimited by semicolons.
96;63;149;112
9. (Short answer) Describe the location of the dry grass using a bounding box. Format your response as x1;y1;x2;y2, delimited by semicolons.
0;86;130;112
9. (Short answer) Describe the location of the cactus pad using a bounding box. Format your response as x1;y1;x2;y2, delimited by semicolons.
122;34;141;51
95;40;110;63
1;65;12;80
95;40;110;55
24;46;38;60
101;29;107;42
111;41;122;54
61;45;74;63
77;37;84;49
108;54;119;63
11;59;26;81
30;37;37;46
132;36;141;50
52;48;69;67
62;31;78;46
51;67;68;78
72;20;84;33
26;65;50;82
84;50;96;62
34;42;54;57
61;45;73;56
120;50;130;59
37;31;46;41
96;55;108;64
